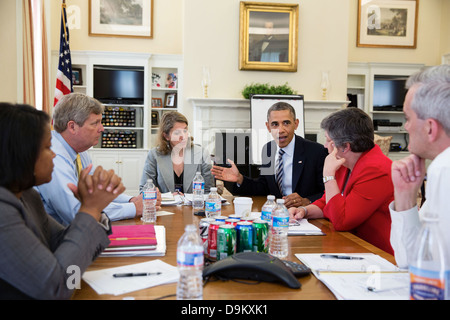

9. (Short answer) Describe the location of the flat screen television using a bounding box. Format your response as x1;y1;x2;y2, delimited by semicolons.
373;77;407;111
93;65;144;105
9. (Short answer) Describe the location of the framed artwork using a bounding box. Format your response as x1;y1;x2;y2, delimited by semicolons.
72;68;82;85
239;1;298;72
164;93;177;108
151;97;163;108
166;73;177;89
357;0;418;48
89;0;153;38
151;72;162;88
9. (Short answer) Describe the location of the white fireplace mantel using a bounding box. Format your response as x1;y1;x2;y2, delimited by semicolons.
188;97;349;150
189;97;348;110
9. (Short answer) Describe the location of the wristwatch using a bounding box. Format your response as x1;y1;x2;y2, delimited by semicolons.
323;176;335;184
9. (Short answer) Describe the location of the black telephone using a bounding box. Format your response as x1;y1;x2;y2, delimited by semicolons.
202;252;310;289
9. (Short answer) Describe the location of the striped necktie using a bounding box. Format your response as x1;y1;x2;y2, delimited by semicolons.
276;149;285;195
75;154;82;177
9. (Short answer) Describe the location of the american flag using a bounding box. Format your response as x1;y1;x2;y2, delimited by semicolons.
53;2;72;106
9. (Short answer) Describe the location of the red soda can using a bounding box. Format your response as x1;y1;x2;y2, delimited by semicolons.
199;218;215;255
225;219;238;227
207;221;224;261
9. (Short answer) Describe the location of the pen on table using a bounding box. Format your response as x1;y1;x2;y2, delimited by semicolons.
367;285;408;293
113;272;162;278
320;254;364;260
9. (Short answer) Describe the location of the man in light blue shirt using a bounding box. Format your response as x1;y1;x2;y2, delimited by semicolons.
36;93;154;226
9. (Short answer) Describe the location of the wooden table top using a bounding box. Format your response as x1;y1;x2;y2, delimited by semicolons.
71;196;396;300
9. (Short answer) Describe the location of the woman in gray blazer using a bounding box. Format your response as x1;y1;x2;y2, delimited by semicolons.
140;111;213;193
0;103;124;299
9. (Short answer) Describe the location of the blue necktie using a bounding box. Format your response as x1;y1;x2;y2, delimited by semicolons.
276;149;285;195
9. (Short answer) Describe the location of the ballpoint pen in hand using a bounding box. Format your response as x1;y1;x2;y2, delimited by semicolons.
177;191;186;205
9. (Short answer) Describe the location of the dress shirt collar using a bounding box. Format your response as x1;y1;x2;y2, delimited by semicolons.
276;136;295;158
52;131;78;163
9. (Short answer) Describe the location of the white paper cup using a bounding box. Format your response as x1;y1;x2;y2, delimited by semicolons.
233;197;253;217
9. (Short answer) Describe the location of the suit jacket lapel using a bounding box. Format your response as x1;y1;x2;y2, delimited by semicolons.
292;135;305;191
156;152;174;192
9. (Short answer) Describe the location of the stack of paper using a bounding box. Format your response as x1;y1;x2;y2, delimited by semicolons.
82;259;179;296
288;219;324;235
161;192;183;206
183;193;229;205
295;253;409;300
160;192;229;206
101;225;166;257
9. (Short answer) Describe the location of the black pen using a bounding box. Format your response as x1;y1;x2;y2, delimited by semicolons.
113;272;162;278
320;254;364;260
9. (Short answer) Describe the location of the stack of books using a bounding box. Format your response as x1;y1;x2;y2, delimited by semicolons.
101;224;166;257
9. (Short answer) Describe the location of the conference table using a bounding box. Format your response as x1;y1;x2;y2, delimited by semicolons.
72;195;397;300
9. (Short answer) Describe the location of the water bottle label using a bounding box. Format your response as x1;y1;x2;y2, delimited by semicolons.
193;182;204;190
272;216;289;228
177;250;204;267
410;266;447;300
143;190;157;200
261;210;272;222
205;201;219;214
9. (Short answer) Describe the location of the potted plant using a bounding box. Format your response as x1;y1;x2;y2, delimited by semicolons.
241;82;297;99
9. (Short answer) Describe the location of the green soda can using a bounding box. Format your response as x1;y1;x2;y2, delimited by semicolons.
235;221;253;253
217;224;236;260
252;219;269;253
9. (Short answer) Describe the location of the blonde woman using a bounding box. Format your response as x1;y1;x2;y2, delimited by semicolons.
140;112;213;193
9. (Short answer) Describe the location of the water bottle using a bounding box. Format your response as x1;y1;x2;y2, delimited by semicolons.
269;199;289;260
409;212;449;300
176;224;204;300
205;187;221;218
192;171;205;213
261;195;276;224
141;179;157;223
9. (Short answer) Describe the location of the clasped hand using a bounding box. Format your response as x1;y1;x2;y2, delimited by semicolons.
391;154;425;211
68;164;125;221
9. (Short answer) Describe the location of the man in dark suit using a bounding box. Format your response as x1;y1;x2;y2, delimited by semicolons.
211;102;327;208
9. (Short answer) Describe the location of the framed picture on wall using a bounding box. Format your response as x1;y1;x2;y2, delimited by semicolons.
239;2;299;72
357;0;418;48
89;0;153;38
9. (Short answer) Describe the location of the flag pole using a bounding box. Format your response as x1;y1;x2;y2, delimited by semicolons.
61;0;67;43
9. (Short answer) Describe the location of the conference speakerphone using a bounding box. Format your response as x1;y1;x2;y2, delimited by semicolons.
203;252;310;289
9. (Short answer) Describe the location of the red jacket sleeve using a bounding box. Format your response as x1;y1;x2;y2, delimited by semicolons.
323;164;393;231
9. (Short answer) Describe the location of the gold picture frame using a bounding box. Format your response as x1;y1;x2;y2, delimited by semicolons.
239;1;298;72
357;0;418;49
89;0;153;38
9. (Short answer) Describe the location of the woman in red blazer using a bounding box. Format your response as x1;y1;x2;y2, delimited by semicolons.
289;108;394;254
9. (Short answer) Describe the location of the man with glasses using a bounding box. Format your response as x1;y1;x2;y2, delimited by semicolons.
36;93;160;225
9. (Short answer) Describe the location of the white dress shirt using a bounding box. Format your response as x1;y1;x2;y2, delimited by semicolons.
389;146;450;268
36;131;135;226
